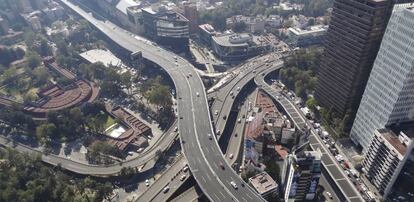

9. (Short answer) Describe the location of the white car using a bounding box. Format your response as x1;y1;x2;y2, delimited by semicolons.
230;181;238;189
145;179;150;186
215;110;218;115
229;153;234;159
180;175;186;181
183;165;189;172
208;133;212;140
326;191;333;199
196;92;200;97
163;186;170;193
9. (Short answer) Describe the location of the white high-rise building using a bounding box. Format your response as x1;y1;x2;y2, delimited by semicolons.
350;3;414;151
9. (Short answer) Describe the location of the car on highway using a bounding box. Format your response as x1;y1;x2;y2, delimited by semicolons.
183;165;189;172
326;191;333;199
163;186;170;193
145;179;150;186
237;87;241;91
230;181;238;189
174;126;178;132
127;151;134;156
229;153;234;159
238;118;241;123
215;110;218;115
196;92;200;97
208;133;212;140
180;175;186;181
219;161;225;170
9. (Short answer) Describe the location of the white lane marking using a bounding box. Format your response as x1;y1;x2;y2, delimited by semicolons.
213;193;220;201
247;194;253;199
242;197;248;202
206;172;212;181
201;176;206;183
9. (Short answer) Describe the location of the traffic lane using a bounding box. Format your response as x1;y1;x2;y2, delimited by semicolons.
319;173;341;202
193;93;263;202
175;72;224;201
183;77;236;202
226;101;248;162
137;156;186;202
336;179;361;199
214;64;272;133
191;82;262;202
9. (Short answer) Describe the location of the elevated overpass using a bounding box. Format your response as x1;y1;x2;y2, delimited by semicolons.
59;1;264;201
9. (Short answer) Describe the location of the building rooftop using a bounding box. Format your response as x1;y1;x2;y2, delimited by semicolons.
297;149;322;161
212;33;271;48
289;25;328;36
80;49;124;68
377;127;414;156
248;172;278;195
275;145;289;160
116;0;141;14
255;89;279;116
245;112;264;140
199;23;217;35
105;105;152;151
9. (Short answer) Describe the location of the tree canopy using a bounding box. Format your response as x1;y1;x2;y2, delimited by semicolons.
0;148;113;202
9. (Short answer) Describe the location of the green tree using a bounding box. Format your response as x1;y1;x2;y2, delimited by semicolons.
32;67;50;86
36;123;57;146
147;85;172;109
86;112;107;134
120;71;133;94
306;97;318;111
39;39;52;56
27;53;42;69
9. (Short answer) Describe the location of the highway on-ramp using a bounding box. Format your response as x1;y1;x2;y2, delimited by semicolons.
59;1;264;201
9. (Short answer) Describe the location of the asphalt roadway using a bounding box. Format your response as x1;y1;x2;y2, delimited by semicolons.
136;155;189;202
211;54;284;140
59;1;265;201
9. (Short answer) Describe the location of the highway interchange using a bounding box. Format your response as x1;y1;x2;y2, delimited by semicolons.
59;0;265;201
0;0;367;201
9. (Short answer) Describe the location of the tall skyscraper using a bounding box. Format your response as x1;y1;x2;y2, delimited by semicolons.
350;3;414;150
281;149;322;202
315;0;395;124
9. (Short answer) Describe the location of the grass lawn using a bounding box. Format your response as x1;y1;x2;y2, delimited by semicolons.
104;115;116;129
